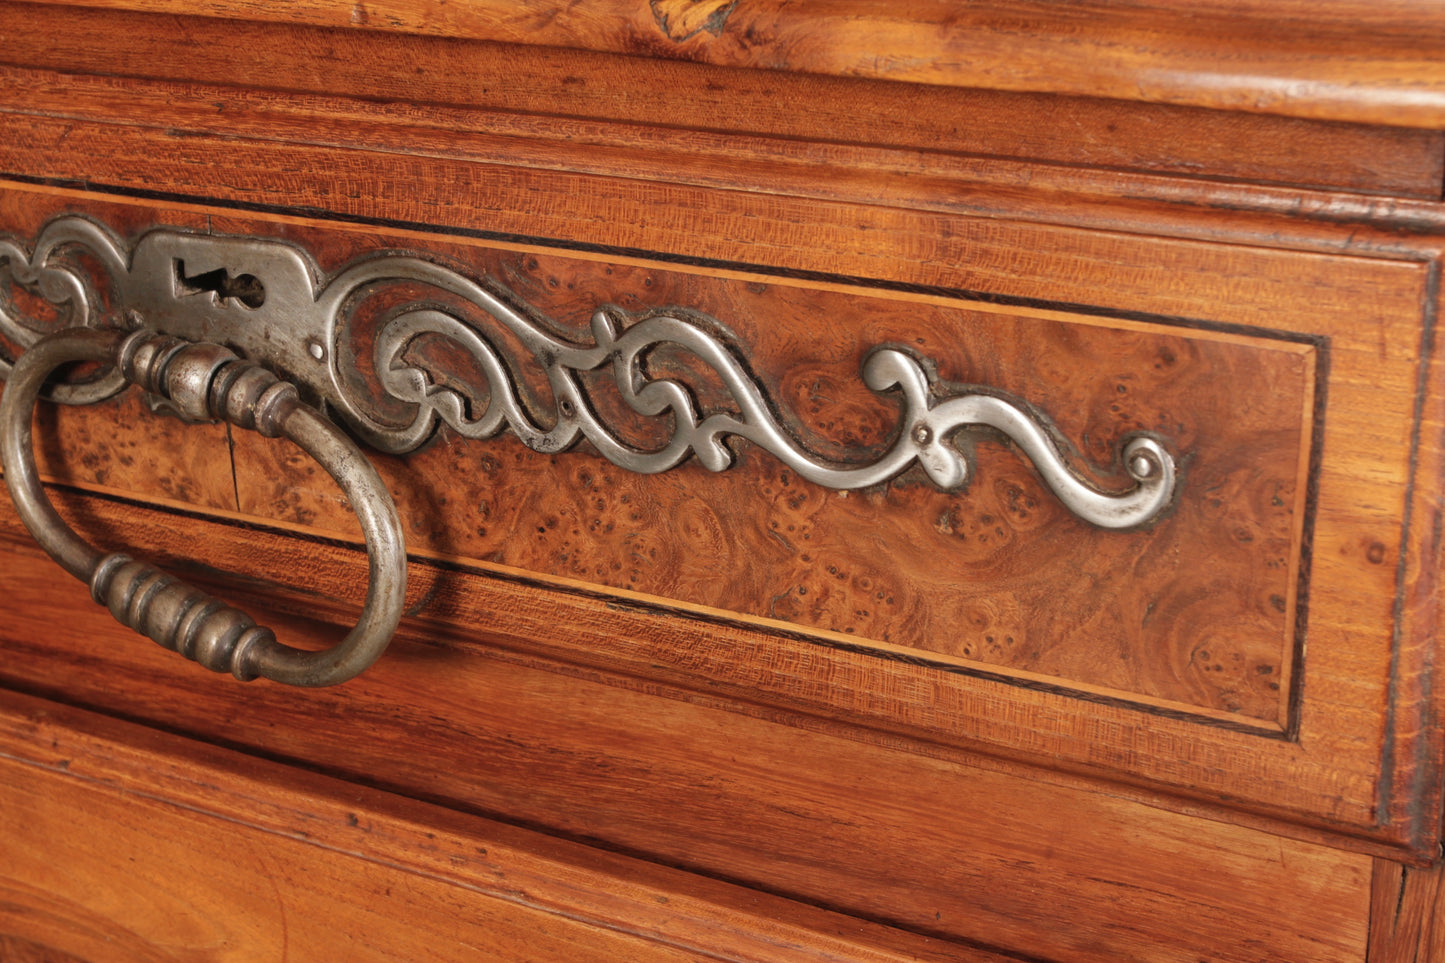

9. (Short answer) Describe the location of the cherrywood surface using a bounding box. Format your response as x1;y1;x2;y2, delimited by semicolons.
0;937;89;963
3;4;1445;960
4;7;1443;201
5;44;1445;262
1;69;1440;278
1370;860;1445;962
29;0;1445;128
0;688;987;963
0;520;1378;963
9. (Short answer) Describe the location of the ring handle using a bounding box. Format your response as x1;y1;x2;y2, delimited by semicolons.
0;327;407;687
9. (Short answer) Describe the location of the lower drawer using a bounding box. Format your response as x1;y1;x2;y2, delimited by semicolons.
0;491;1380;963
0;688;972;963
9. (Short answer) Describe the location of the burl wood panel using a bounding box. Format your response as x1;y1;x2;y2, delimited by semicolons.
0;556;1377;963
221;216;1315;727
0;190;1314;723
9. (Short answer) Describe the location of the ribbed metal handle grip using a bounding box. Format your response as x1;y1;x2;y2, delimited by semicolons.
0;326;407;687
90;553;279;679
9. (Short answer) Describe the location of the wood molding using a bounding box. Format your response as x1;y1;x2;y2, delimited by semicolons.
26;0;1445;127
4;6;1445;203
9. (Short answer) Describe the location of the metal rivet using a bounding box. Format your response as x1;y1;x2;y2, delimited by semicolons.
912;424;933;445
1130;452;1158;479
306;339;326;362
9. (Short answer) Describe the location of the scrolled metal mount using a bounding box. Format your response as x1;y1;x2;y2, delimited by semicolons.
0;326;407;687
0;216;1181;533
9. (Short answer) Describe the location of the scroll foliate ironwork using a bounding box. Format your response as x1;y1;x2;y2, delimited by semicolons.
0;215;1178;529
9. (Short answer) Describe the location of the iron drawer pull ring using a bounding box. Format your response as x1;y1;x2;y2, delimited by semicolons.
0;327;407;687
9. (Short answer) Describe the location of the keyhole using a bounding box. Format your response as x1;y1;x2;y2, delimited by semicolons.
174;259;266;309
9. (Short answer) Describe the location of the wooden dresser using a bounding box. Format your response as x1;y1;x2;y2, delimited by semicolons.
3;3;1445;960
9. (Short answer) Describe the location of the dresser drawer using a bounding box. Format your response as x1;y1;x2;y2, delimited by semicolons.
1;174;1440;850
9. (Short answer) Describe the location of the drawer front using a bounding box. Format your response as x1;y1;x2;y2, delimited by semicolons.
0;689;978;963
0;180;1439;860
0;502;1381;963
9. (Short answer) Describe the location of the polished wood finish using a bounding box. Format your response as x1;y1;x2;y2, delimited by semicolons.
4;177;1441;857
0;508;1378;963
1371;860;1445;962
30;0;1445;127
3;2;1445;961
4;6;1443;200
0;937;90;963
0;688;979;963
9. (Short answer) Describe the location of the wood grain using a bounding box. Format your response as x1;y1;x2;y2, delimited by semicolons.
0;546;1377;963
2;3;1444;959
209;214;1315;725
1370;859;1445;962
0;689;984;963
2;182;1441;856
28;0;1445;127
0;126;1434;316
3;7;1442;200
5;61;1445;264
0;937;89;963
0;477;1418;858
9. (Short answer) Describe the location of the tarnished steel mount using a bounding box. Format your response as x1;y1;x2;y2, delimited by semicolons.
1;217;1181;532
0;327;408;687
0;217;1185;689
90;553;279;680
117;330;305;438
